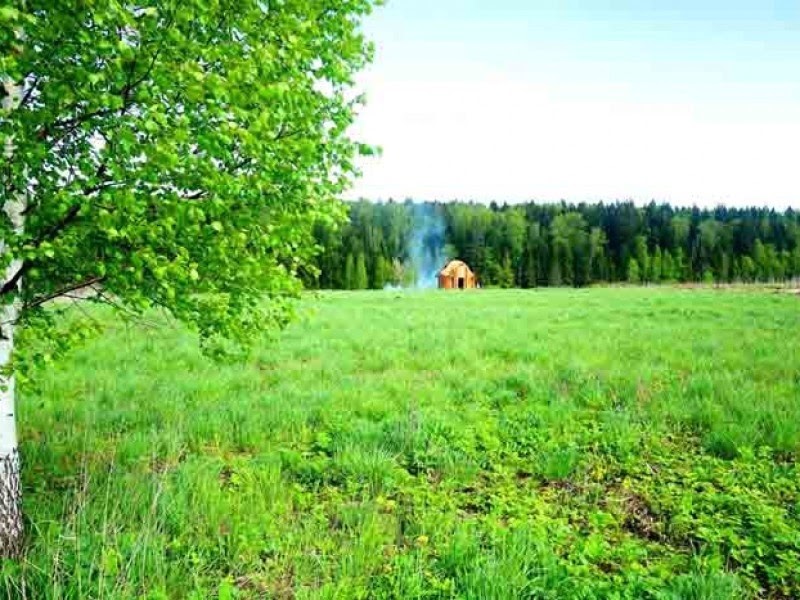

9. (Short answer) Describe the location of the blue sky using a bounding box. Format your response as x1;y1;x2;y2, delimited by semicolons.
349;1;800;207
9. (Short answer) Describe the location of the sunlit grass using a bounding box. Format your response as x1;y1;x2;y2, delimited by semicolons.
3;288;799;599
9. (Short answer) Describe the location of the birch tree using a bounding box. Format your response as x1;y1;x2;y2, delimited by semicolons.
0;76;23;559
0;0;375;557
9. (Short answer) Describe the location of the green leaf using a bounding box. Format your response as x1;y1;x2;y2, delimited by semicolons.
0;7;19;21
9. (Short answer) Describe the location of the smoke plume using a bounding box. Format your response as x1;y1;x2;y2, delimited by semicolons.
409;204;448;289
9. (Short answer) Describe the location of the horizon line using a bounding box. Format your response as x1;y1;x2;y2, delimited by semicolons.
346;196;799;213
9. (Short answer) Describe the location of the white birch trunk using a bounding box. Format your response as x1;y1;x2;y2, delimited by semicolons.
0;79;24;558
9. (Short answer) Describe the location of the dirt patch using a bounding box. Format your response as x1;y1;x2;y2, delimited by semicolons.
219;465;235;489
235;575;270;595
453;483;489;516
515;469;533;482
540;479;580;495
620;492;663;541
150;449;187;475
266;566;296;600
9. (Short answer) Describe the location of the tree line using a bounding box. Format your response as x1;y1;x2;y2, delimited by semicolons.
304;200;800;288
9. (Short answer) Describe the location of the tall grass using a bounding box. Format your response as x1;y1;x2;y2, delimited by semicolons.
3;288;799;598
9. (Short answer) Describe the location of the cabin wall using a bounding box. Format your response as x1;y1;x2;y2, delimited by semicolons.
438;274;454;289
438;267;477;289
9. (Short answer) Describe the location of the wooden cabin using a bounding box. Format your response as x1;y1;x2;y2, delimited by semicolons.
438;260;477;289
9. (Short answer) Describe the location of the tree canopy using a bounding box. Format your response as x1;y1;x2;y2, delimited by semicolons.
1;0;376;356
1;0;376;558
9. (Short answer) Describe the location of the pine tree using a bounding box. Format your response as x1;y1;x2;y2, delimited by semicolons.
650;247;663;284
589;227;608;282
627;259;640;284
549;257;563;286
371;256;388;289
741;256;756;282
498;254;514;288
753;240;767;281
662;251;674;282
634;236;649;284
344;254;355;290
792;248;800;281
673;248;687;282
732;257;742;282
354;254;369;290
719;252;731;283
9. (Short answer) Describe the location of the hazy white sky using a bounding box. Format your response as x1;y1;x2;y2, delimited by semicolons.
349;1;800;208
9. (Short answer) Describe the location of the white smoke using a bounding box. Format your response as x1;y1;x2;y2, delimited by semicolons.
381;203;450;291
409;203;448;289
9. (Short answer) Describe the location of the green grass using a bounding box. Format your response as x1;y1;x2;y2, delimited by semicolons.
3;288;800;599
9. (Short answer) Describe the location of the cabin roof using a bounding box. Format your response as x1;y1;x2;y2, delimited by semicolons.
439;260;473;276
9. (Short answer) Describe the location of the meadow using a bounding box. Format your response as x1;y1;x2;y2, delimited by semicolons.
2;288;799;599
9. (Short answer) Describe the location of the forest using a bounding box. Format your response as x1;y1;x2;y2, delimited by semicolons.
306;200;800;289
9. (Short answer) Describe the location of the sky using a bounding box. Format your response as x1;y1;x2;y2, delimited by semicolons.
348;1;800;208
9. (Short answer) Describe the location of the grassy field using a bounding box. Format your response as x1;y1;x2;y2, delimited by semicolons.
3;288;800;599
